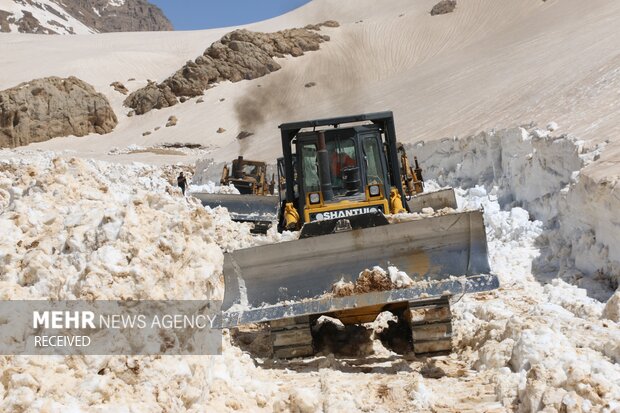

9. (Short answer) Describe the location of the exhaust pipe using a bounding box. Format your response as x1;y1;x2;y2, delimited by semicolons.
414;156;424;193
233;156;244;179
317;131;334;201
414;156;424;183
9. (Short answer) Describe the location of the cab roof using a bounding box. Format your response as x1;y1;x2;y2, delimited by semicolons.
279;111;394;132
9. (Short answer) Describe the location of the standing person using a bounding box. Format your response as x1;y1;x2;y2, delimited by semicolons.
177;172;187;195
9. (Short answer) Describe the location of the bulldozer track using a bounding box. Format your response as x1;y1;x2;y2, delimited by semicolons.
266;297;453;359
406;296;453;357
270;315;315;359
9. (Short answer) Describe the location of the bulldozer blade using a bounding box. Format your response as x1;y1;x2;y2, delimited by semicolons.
222;210;494;327
407;188;458;213
192;193;279;223
223;274;498;327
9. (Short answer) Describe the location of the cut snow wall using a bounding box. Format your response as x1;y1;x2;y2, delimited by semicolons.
192;158;225;185
406;127;619;290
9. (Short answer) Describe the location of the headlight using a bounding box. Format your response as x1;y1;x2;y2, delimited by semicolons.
369;185;380;197
309;192;321;204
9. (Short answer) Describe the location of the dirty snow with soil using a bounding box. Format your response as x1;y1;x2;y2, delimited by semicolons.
0;132;619;411
332;266;415;297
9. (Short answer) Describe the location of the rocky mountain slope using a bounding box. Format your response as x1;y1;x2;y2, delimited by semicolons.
0;0;172;34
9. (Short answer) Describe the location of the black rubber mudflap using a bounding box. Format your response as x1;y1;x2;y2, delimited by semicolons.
299;211;389;239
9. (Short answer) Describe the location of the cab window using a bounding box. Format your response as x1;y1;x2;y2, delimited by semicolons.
243;164;258;175
326;137;361;196
300;143;320;194
362;136;384;185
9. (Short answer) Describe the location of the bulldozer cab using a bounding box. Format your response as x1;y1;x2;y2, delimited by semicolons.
222;156;272;196
278;112;408;232
232;158;260;179
194;156;278;234
297;126;388;203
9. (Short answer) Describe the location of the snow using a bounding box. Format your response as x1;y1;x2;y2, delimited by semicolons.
413;126;618;298
0;154;226;301
285;388;322;413
408;379;432;410
387;265;414;288
107;144;145;154
547;121;559;131
0;147;618;411
603;292;620;323
189;182;240;195
453;186;620;412
315;316;345;330
365;311;397;333
532;128;549;138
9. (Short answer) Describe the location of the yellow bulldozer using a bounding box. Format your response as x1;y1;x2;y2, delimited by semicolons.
220;112;498;358
193;157;279;233
219;156;275;196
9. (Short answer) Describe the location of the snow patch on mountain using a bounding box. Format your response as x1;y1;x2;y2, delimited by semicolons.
0;0;171;34
0;0;94;34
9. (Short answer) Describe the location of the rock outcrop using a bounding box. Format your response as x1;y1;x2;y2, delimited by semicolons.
0;0;172;35
125;23;337;115
165;116;177;127
431;0;457;15
0;76;118;148
110;81;129;95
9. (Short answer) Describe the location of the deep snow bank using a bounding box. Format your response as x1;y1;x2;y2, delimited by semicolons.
0;154;229;301
408;126;619;294
0;152;297;411
452;185;620;412
0;152;293;302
